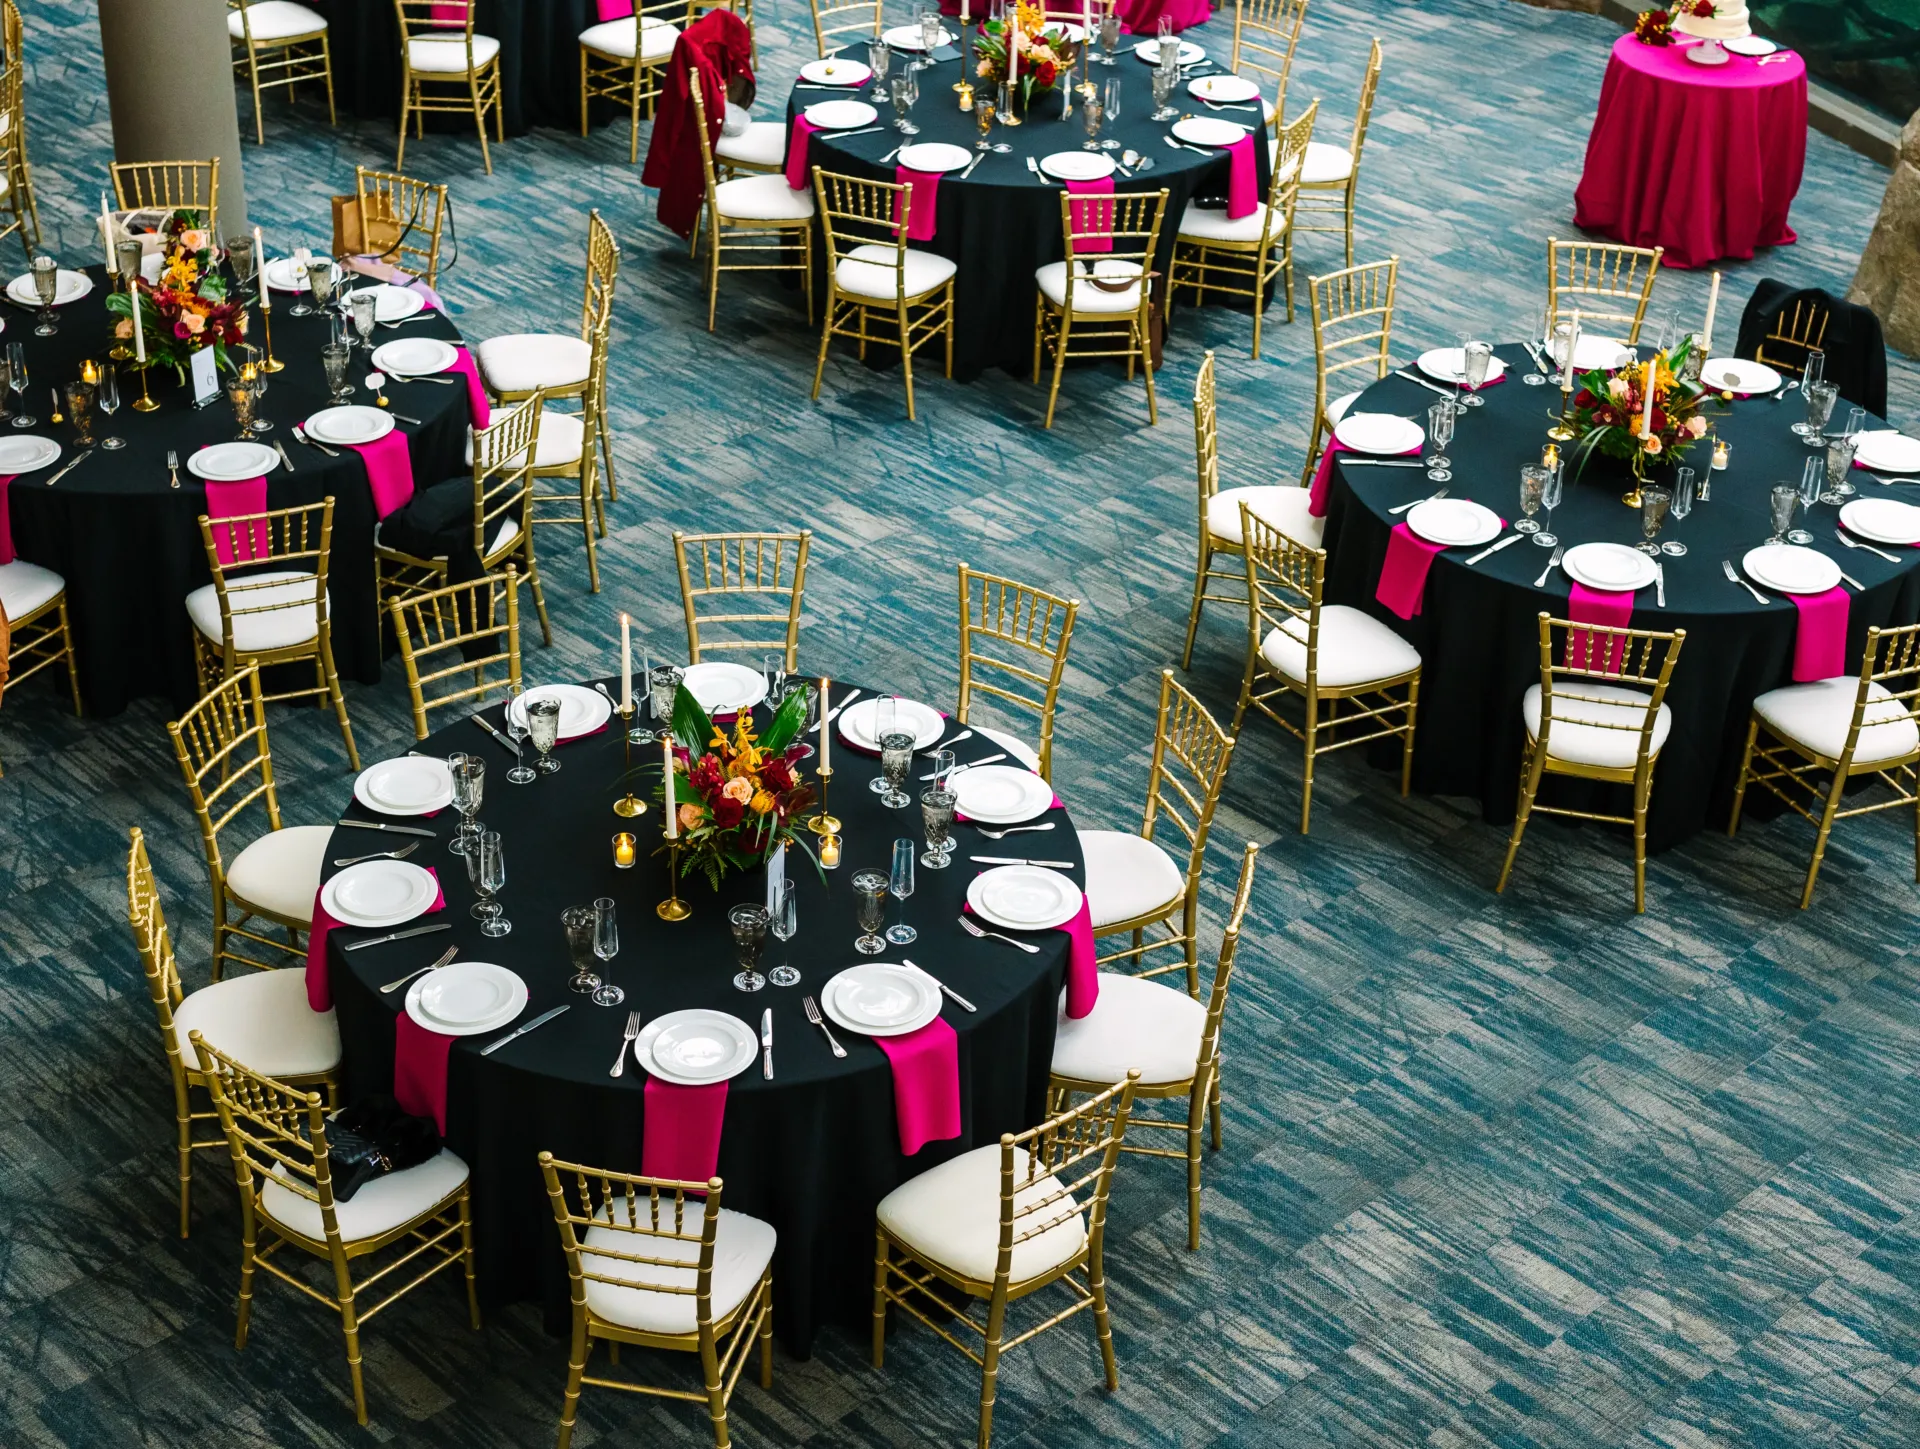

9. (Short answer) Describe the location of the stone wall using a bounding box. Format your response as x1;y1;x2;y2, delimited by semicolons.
1851;109;1920;356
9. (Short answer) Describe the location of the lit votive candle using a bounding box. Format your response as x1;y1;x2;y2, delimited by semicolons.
819;834;842;870
1713;439;1730;471
612;832;637;869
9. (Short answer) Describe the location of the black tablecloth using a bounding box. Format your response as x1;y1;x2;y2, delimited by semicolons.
1320;347;1920;852
3;267;474;716
326;682;1079;1355
792;21;1271;378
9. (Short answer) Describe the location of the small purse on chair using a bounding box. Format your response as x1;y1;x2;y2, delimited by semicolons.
326;1095;441;1201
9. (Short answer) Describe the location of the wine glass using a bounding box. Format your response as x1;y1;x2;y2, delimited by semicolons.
1798;379;1837;444
563;905;601;993
1426;400;1455;482
1664;467;1693;557
526;697;563;774
476;832;510;937
879;730;915;808
1823;431;1860;506
1636;487;1670;556
869;35;891;86
64;383;94;447
591;898;624;1007
1516;466;1546;534
8;341;32;426
891;74;918;133
31;254;59;336
975;96;998;150
918;5;941;67
870;697;899;793
852;871;890;955
1101;76;1121;148
1768;485;1798;545
1534;463;1563;549
448;752;485;855
1099;4;1120;64
321;342;353;403
921;786;957;868
729;903;769;993
305;256;337;318
96;364;124;450
1460;339;1493;407
1790;456;1821;543
1081;93;1105;150
768;878;800;987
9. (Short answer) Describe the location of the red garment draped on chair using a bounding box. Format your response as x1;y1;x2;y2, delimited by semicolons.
641;10;758;240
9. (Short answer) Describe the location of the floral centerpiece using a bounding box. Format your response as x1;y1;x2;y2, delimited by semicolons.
103;209;246;381
1567;338;1709;481
659;685;817;888
1632;7;1676;43
974;3;1081;108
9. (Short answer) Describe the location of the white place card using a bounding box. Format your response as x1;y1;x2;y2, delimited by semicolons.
190;348;220;408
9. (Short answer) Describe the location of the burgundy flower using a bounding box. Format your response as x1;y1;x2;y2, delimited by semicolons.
761;757;793;792
710;796;745;829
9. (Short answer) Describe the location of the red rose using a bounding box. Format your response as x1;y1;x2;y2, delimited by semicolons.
710;796;744;829
1035;61;1056;86
1691;1;1713;16
1573;389;1597;407
1651;409;1668;432
761;758;793;791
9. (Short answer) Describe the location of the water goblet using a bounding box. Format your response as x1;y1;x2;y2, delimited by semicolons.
879;730;915;808
1100;76;1122;147
526;696;563;773
1533;463;1563;548
729;903;769;993
1151;62;1177;121
1099;5;1120;63
504;685;538;783
1459;339;1493;406
1081;94;1105;149
1823;432;1859;506
768;879;800;986
921;786;957;868
1636;487;1670;556
1425;400;1456;482
7;343;30;426
1663;466;1693;556
321;342;352;403
96;365;124;449
591;898;625;1006
475;831;510;936
1516;465;1545;534
64;383;94;447
306;256;338;317
975;96;998;149
350;290;378;351
449;752;485;855
31;254;58;336
562;905;601;993
1767;485;1798;545
852;871;890;955
891;74;918;133
870;697;900;793
869;35;891;85
1788;456;1821;542
1797;379;1837;444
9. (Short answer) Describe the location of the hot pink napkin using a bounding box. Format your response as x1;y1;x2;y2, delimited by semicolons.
1114;0;1212;34
1375;524;1449;621
394;1013;456;1134
642;1077;728;1182
1791;586;1849;682
875;1017;962;1154
1225;134;1257;220
0;473;15;564
1307;437;1424;517
305;867;447;1012
785;114;821;191
428;1;464;26
955;792;1062;824
962;898;1098;1019
343;430;416;519
1567;582;1634;675
1065;176;1115;254
598;0;636;17
450;346;490;430
894;166;942;242
202;474;271;566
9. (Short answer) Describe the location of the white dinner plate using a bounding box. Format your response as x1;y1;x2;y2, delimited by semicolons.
800;57;872;85
898;142;974;174
1854;431;1920;476
1415;347;1509;388
371;337;458;377
1565;335;1634;374
972;723;1042;772
344;282;424;323
1134;38;1203;65
1334;412;1424;456
1700;357;1782;395
1561;542;1656;593
1406;498;1501;548
408;962;528;1034
1839;498;1920;547
823;964;943;1037
840;696;945;750
1743;544;1842;596
6;269;91;307
263;256;342;293
0;434;60;472
321;859;439;929
1722;34;1777;56
637;1009;759;1085
1189;73;1259;102
881;23;951;50
1170;116;1247;148
1040;151;1117;181
951;763;1054;824
804;98;879;129
353;755;454;816
506;682;612;740
680;661;768;715
967;864;1084;932
1048;20;1088;41
304;405;394;446
186;441;280;482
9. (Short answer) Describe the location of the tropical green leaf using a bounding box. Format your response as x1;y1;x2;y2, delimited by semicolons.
671;684;716;756
759;688;808;755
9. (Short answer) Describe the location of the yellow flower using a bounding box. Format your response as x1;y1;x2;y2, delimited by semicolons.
749;789;775;815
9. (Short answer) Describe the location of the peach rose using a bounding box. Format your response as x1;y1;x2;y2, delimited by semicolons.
182;230;208;252
677;802;703;831
180;311;205;336
721;777;754;803
1686;415;1708;438
1643;435;1663;456
114;318;133;339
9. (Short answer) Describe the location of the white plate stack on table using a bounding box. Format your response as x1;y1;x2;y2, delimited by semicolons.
634;1009;759;1082
804;99;879;130
1170;117;1247;149
0;435;60;473
187;441;281;481
1840;498;1920;547
343;283;426;323
371;337;459;378
1134;39;1203;65
820;963;944;1036
838;696;945;751
680;661;769;716
1855;431;1920;479
1334;412;1425;455
1189;74;1259;103
304;405;396;446
264;257;344;293
800;57;872;85
1563;336;1635;375
1700;357;1782;395
1562;542;1658;594
1405;498;1501;549
950;764;1055;824
965;864;1085;933
354;755;455;817
1040;152;1117;182
6;268;92;307
406;961;530;1035
1743;544;1843;596
881;23;953;50
897;143;973;174
1417;347;1509;389
323;858;442;929
507;683;613;741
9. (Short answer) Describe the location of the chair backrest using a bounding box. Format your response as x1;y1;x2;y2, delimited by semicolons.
539;1153;726;1341
470;390;544;566
989;1073;1137;1293
354;166;448;288
195;498;334;658
1735;279;1888;416
1822;624;1920;773
673;530;811;670
1535;611;1684;773
1345;37;1382;159
1193;844;1258;1079
111;159;219;236
395;0;476;42
1193;350;1219;513
391;568;522;740
1546;236;1664;345
809;0;883;58
582;209;620;339
956;563;1079;783
1308;255;1396;427
1242;506;1326;685
127;825;190;1068
814;168;915;292
1058;188;1168;318
1231;0;1308;123
1753;293;1831;378
1137;669;1236;884
1261;99;1315;241
689;70;723;210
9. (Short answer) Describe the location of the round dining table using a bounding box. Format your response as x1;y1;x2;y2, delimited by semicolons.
788;15;1273;379
324;682;1081;1355
1317;347;1920;852
0;265;475;716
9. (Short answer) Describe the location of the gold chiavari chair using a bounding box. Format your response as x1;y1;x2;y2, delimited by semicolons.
1034;187;1169;428
810;0;883;57
1231;0;1309;129
1234;508;1420;833
955;563;1079;784
353;165;447;287
1496;612;1685;914
1050;842;1255;1250
1083;670;1235;994
189;496;358;770
166;666;331;980
539;1155;775;1449
1294;255;1396;488
194;1035;479;1427
674;529;810;670
1290;38;1380;268
812;168;957;422
579;0;697;164
1169;102;1314;359
1750;294;1833;380
110;158;220;235
0;558;82;719
393;0;503;175
688;70;814;332
127;826;339;1239
1546;236;1664;347
0;0;34;257
526;323;610;592
1729;623;1920;909
873;1072;1140;1449
227;0;336;145
391;568;522;741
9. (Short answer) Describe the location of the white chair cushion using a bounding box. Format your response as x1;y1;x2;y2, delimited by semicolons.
715;120;787;169
578;15;678;61
1301;140;1355;185
1080;828;1185;931
835;242;957;302
1177;202;1279;245
1522;681;1672;770
877;1142;1087;1285
474;333;592;395
175;966;341;1078
1754;677;1920;768
463;408;585;470
406;33;501;72
1035;259;1143;314
581;1207;775;1335
225;824;331;925
715;173;815;222
1206;485;1324;549
1326;389;1361;425
0;559;64;621
971;723;1042;773
229;1;327;41
262;1149;469;1243
1051;972;1205;1087
1260;604;1421;690
185;570;326;653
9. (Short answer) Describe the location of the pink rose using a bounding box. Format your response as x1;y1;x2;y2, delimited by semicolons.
182;230;208;252
1686;416;1708;437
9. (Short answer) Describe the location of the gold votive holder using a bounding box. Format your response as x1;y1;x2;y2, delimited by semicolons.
612;832;636;869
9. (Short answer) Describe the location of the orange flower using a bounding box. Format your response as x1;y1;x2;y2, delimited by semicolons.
749;789;775;815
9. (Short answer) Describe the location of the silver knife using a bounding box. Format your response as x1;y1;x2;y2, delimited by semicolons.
822;687;863;725
1654;561;1666;607
342;920;452;951
901;958;975;1013
1341;458;1424;468
929;752;1007;779
1839;569;1864;590
391;411;425;426
43;448;94;485
1394;369;1455;398
761;1007;773;1079
273;439;296;473
960;152;986;179
1533;545;1564;588
474;715;522;758
336;817;438;838
480;1004;570;1055
1465;533;1523;566
971;855;1077;867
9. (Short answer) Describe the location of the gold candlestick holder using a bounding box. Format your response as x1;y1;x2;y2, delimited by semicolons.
807;765;842;836
130;364;159;413
1546;386;1576;443
656;843;691;921
613;704;648;818
259;305;285;373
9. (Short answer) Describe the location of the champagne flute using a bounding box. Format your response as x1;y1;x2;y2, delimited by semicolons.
7;342;31;426
476;831;510;937
229;232;257;301
886;837;917;944
0;355;12;425
976;96;997;150
1081;93;1105;150
1822;431;1860;506
918;5;941;68
1790;456;1820;543
785;679;818;759
1523;321;1547;386
591;898;624;1006
1100;75;1121;148
1550;320;1574;386
869;35;891;86
228;378;258;442
505;684;537;784
448;752;485;855
31;254;58;336
1151;61;1177;121
1534;463;1563;548
350;290;378;351
526;697;563;773
64;383;94;447
1426;400;1455;482
321;342;353;403
1664;466;1693;556
870;697;899;792
879;730;915;808
729;903;769;993
891;74;918;133
852;871;889;955
768;878;800;987
96;364;124;449
306;256;337;318
1797;379;1836;444
763;652;786;711
247;349;273;432
921;786;957;868
1099;4;1120;64
1460;339;1493;407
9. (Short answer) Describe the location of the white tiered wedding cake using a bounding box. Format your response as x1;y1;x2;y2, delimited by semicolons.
1671;1;1753;40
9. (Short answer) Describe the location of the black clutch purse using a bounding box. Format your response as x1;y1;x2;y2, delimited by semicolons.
326;1095;440;1202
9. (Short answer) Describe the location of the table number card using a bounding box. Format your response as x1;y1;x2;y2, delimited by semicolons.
766;843;786;911
190;348;220;408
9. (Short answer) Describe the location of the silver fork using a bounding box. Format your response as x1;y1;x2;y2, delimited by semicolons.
1388;487;1447;516
610;1010;641;1077
166;449;181;489
959;914;1040;953
1837;529;1900;564
973;821;1056;840
380;944;458;994
333;841;420;868
1533;545;1565;588
803;995;847;1057
1723;558;1770;604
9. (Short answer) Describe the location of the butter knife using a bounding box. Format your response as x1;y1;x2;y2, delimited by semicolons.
1394;369;1454;398
43;447;94;485
901;958;975;1013
761;1007;773;1079
960;152;987;179
480;1004;569;1056
391;411;425;426
274;439;296;473
822;687;863;724
336;817;437;837
1341;458;1423;468
1465;533;1523;566
342;921;452;951
970;855;1077;867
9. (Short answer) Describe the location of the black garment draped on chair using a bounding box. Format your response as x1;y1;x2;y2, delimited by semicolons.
1734;278;1889;417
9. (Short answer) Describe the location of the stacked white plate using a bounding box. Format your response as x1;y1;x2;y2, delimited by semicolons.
1566;336;1634;373
263;257;341;293
1170;116;1246;148
305;405;394;446
6;269;91;307
881;23;951;49
187;441;280;481
354;755;455;816
1743;544;1841;595
1041;151;1115;181
898;142;973;174
635;1009;759;1083
406;962;529;1036
681;661;767;715
1416;347;1508;388
0;435;59;472
371;337;458;377
1189;74;1259;102
1334;412;1424;455
321;859;439;928
344;283;425;322
1839;498;1920;547
951;763;1053;824
821;963;942;1037
805;99;878;129
840;696;944;750
1723;34;1778;55
506;682;612;740
1561;542;1655;593
967;864;1084;931
1700;357;1781;394
800;57;872;85
1855;431;1920;475
1135;38;1203;65
1406;498;1501;548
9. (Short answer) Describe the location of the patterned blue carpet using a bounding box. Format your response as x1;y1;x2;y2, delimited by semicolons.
5;0;1920;1445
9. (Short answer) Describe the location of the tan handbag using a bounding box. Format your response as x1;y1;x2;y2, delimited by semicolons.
330;193;406;264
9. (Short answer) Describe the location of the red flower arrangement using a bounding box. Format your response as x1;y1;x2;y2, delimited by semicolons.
1633;7;1674;43
103;209;246;381
658;686;817;887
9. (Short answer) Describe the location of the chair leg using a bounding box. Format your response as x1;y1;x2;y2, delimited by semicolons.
1299;697;1318;834
1495;745;1547;894
1208;1059;1223;1150
597;400;619;504
580;472;602;594
1180;540;1212;671
977;1295;1008;1449
1089;1237;1119;1391
1399;676;1420;797
397;84;410;168
1030;293;1044;385
1800;770;1849;909
701;1333;730;1449
811;297;835;402
579;49;590;138
758;1275;774;1389
1185;1077;1206;1250
234;1208;257;1349
1141;324;1157;425
459;1192;481;1329
58;597;82;715
318;630;359;772
898;300;916;422
250;59;266;145
322;35;337;125
1632;770;1651;914
555;1317;588;1449
1727;718;1759;835
870;1230;889;1367
472;76;493;175
1044;313;1070;429
525;554;554;647
176;1083;194;1238
340;1295;369;1425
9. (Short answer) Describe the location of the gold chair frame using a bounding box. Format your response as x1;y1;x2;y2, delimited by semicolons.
872;1072;1140;1449
810;0;883;57
1035;187;1169;428
0;1;39;256
195;1034;479;1427
689;71;814;333
1496;611;1685;913
1294;255;1396;488
2;568;82;717
391;567;522;741
353;165;447;287
673;529;811;670
580;0;699;164
955;562;1079;784
1180;350;1234;668
1729;623;1920;908
1231;0;1309;128
228;0;336;145
812;168;956;422
193;497;358;771
1292;38;1380;267
110;158;219;236
1546;236;1664;346
1751;295;1833;380
393;0;503;175
540;1156;773;1449
528;323;610;593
